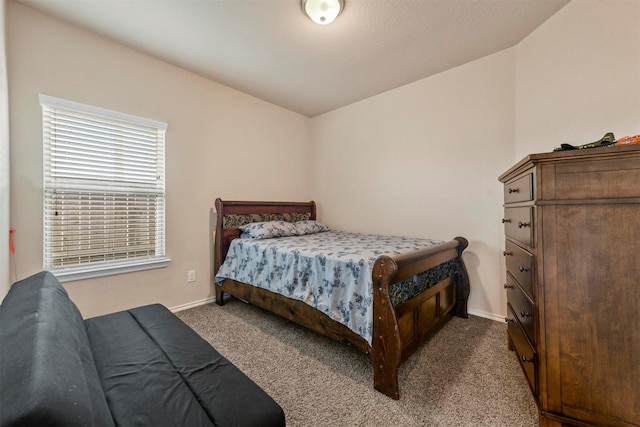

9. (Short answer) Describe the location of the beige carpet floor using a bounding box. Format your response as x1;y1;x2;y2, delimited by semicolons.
176;298;538;427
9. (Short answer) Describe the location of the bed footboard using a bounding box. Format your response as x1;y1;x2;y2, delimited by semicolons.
371;237;469;399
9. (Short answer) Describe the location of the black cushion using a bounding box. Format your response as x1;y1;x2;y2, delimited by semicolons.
131;304;285;426
85;304;285;427
1;272;285;427
0;271;114;427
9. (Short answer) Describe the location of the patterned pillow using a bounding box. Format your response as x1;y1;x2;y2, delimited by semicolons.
294;220;330;235
239;221;298;239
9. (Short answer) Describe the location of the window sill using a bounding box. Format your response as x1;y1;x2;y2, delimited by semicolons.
50;257;171;283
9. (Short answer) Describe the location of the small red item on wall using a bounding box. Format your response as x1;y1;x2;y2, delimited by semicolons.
9;228;15;254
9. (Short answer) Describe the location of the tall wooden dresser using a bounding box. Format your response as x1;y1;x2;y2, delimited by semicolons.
499;144;640;427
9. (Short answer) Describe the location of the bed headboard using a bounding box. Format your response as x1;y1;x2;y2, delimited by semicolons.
213;198;317;274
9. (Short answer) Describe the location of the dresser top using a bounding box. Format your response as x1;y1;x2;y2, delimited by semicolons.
499;144;640;182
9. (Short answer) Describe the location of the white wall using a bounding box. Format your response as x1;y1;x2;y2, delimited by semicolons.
6;2;312;317
0;0;9;296
311;49;516;320
515;0;640;158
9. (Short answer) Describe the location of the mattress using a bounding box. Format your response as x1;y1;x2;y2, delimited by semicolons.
215;230;452;345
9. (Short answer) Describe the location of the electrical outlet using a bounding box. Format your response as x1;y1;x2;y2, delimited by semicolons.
187;270;196;283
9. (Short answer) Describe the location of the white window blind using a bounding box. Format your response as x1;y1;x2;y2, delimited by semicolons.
40;94;169;281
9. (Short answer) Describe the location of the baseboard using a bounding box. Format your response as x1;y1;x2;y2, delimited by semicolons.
170;297;505;324
169;296;216;313
467;308;506;323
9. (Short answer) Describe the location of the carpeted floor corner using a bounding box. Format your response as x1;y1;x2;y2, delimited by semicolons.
176;299;538;427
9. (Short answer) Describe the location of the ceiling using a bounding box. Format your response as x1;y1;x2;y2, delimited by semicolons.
17;0;570;117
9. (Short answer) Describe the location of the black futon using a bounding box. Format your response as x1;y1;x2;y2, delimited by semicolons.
0;271;285;426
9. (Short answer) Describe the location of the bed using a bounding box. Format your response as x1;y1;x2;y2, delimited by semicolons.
212;199;470;400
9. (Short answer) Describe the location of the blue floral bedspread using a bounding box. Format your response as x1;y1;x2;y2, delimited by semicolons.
214;231;444;345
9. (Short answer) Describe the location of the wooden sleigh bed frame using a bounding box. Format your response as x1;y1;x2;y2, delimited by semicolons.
213;199;470;399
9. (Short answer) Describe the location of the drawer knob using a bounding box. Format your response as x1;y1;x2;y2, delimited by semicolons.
519;266;529;273
504;284;514;289
503;251;512;256
505;317;514;324
517;221;530;228
508;188;520;194
521;355;534;363
520;310;532;318
502;218;511;224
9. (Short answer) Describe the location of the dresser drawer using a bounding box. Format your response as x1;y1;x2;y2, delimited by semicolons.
503;173;533;204
552;157;640;200
503;207;534;247
505;274;535;344
507;304;537;395
504;240;534;299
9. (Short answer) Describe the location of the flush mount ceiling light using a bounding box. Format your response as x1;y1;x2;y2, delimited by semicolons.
301;0;344;25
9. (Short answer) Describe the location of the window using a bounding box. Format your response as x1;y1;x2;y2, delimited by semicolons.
40;95;169;282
